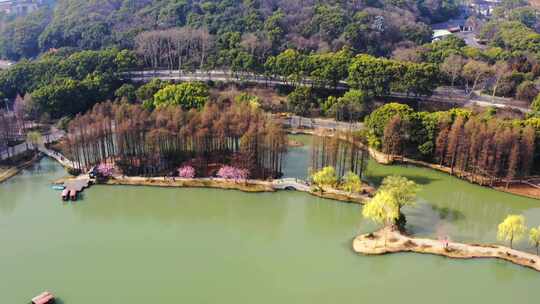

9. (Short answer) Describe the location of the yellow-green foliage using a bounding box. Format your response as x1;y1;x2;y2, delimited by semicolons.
362;190;399;227
235;93;261;110
497;215;527;248
379;175;419;208
311;166;338;188
26;131;43;148
342;171;362;193
530;226;540;254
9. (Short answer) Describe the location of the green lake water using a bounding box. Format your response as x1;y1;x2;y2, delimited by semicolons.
0;135;539;303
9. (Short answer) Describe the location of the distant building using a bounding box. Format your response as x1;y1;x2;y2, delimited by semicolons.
0;60;14;70
469;0;500;17
432;29;453;42
0;0;43;16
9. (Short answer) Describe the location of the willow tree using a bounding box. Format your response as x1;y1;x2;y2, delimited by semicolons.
530;226;540;255
497;215;527;249
362;190;400;246
378;175;419;231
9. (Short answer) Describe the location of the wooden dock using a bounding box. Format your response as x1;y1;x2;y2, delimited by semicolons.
62;178;90;201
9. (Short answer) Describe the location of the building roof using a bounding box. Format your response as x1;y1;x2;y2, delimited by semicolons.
432;29;452;39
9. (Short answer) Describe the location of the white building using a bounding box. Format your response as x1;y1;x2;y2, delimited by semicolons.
432;29;453;42
0;0;42;15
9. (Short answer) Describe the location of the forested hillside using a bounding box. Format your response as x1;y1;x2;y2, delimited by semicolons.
0;0;460;60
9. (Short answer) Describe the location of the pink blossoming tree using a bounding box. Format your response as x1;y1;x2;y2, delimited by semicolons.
97;163;114;178
217;166;249;181
177;165;196;178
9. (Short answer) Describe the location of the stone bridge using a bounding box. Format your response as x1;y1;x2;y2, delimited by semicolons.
272;178;311;191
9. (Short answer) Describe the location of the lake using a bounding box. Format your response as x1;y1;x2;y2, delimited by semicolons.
0;135;538;303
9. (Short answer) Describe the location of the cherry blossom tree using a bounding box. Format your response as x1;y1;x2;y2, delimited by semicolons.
177;165;196;178
217;166;249;181
97;163;114;178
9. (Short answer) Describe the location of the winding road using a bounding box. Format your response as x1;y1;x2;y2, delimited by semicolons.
128;69;530;113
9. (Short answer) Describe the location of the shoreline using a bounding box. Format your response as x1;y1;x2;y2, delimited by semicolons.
47;157;540;272
53;175;372;205
353;228;540;272
367;148;540;200
105;176;372;204
0;153;40;184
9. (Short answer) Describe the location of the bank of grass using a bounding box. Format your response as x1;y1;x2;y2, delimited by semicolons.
353;227;540;272
0;151;39;183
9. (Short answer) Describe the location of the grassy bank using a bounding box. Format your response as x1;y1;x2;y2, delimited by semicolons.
0;151;39;183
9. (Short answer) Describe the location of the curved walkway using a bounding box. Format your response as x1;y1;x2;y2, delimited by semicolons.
38;146;76;169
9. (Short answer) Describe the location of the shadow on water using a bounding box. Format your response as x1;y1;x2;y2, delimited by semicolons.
404;202;466;235
365;172;438;187
430;205;465;222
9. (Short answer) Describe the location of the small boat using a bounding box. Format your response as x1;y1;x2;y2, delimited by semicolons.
51;185;65;190
69;189;78;201
31;291;55;304
61;189;69;201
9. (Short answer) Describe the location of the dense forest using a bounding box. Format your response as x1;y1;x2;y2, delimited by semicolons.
0;46;440;120
0;48;138;119
0;0;460;61
63;101;287;178
364;102;540;183
1;0;540;141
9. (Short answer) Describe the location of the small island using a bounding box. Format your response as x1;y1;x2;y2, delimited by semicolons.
352;174;540;272
353;228;540;272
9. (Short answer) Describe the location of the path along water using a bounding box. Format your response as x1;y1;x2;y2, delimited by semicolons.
0;135;539;303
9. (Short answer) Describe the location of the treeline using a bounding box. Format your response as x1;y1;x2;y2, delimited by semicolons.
434;115;535;184
0;110;19;158
0;48;138;119
0;95;29;158
0;0;460;61
63;101;287;178
311;131;368;180
273;51;438;118
135;27;211;72
365;103;539;183
0;45;441;121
